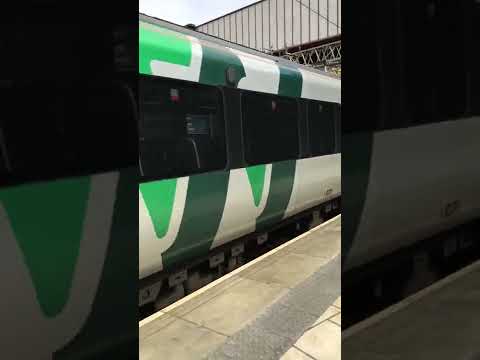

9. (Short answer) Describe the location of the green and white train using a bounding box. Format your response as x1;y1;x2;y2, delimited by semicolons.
1;80;137;359
139;14;341;308
343;0;480;286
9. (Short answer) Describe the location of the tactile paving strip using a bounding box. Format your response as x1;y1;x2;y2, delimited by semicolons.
204;255;340;360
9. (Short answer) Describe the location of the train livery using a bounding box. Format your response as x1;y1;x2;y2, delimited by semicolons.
138;15;341;307
343;117;480;272
1;78;138;359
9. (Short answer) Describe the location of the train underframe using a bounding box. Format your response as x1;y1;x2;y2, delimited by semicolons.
343;216;480;328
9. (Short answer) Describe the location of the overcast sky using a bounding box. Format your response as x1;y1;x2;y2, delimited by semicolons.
139;0;259;26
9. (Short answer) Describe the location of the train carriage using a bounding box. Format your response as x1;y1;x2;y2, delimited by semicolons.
138;14;341;308
342;0;480;299
0;27;138;359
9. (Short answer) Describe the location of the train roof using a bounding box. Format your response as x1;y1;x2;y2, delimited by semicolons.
139;13;340;103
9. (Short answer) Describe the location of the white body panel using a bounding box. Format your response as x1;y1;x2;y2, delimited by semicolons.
345;117;480;271
299;69;341;103
139;177;189;278
211;165;272;249
230;49;280;94
284;155;341;219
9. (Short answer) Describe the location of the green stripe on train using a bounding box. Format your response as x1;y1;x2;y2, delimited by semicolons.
246;165;266;207
0;178;90;317
162;171;230;269
56;169;138;359
149;161;296;270
139;25;192;74
279;67;303;98
257;160;296;231
199;45;246;86
140;179;177;238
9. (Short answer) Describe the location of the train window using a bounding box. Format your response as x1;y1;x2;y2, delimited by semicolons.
425;1;467;122
335;105;341;153
241;92;299;165
139;76;226;179
0;129;8;176
400;0;469;125
308;101;336;156
473;0;480;115
0;80;137;188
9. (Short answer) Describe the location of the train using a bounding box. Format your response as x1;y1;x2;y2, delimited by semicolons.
138;14;341;309
343;114;480;274
342;0;480;302
0;23;137;359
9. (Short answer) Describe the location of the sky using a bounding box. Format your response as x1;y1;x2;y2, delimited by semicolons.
139;0;259;26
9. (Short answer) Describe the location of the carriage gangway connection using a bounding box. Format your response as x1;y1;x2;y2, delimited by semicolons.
139;215;341;360
343;258;480;359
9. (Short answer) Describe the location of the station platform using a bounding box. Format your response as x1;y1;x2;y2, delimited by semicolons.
140;215;341;360
343;258;480;359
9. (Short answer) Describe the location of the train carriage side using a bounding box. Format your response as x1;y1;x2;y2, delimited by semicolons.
342;0;480;275
138;18;341;307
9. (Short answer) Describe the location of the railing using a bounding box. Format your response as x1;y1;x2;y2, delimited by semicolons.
282;40;341;75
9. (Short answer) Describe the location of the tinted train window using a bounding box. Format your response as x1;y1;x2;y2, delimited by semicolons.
0;81;137;187
400;1;469;125
308;101;336;156
0;130;8;177
139;76;226;179
242;92;299;165
472;0;480;115
432;1;468;121
335;105;341;152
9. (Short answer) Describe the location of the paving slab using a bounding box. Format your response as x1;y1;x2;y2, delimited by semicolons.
241;252;330;289
312;306;340;327
295;320;341;360
343;260;480;360
166;275;243;318
183;277;288;336
139;215;341;360
140;317;226;360
330;312;341;326
333;296;341;309
289;230;340;259
280;347;316;360
139;312;176;340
